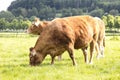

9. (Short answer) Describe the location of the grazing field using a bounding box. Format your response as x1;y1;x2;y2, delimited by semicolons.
0;33;120;80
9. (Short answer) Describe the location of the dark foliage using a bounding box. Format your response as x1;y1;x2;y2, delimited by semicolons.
8;0;120;20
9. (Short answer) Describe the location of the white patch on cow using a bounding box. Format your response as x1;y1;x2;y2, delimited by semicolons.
34;21;41;27
32;49;37;56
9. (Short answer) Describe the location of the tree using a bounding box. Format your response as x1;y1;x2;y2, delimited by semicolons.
29;16;37;21
61;8;73;17
89;8;104;17
0;18;7;29
0;11;15;22
114;16;120;30
10;19;19;29
38;6;56;20
71;8;83;16
22;20;31;29
107;14;115;29
20;8;28;17
7;0;120;19
109;9;119;16
102;15;107;27
27;7;38;18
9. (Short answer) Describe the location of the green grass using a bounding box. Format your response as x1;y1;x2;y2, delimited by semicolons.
0;34;120;80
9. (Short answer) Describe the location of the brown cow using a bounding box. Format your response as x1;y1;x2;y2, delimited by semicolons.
29;15;104;66
27;17;105;61
27;18;62;60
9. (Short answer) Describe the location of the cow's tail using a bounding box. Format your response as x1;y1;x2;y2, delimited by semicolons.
100;36;105;57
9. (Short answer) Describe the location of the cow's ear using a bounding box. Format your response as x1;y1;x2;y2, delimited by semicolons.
29;47;34;51
34;18;41;27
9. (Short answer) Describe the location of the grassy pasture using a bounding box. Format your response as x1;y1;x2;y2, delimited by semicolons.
0;33;120;80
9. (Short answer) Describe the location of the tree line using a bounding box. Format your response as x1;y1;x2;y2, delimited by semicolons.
8;0;120;20
0;11;31;30
102;15;120;31
0;11;120;31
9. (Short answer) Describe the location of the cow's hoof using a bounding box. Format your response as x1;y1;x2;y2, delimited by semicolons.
89;62;93;65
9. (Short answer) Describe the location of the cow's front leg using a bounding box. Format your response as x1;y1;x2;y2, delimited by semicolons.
50;55;55;65
67;44;77;66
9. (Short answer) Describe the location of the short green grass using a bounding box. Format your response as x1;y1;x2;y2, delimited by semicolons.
0;34;120;80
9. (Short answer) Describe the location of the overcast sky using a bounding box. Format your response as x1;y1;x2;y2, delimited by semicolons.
0;0;15;12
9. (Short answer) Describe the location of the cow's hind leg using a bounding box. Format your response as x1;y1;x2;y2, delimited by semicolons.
96;37;105;58
89;41;96;64
58;55;62;61
95;41;101;59
82;47;88;64
50;55;56;65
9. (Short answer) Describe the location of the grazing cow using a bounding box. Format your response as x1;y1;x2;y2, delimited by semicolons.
29;15;104;66
27;17;105;61
27;18;62;60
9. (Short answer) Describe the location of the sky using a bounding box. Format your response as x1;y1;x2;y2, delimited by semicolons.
0;0;15;12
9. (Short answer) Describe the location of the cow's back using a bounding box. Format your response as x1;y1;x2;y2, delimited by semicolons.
94;17;105;40
42;15;99;49
64;16;99;49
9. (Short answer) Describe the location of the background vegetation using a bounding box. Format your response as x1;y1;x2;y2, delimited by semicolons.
8;0;120;19
0;0;120;31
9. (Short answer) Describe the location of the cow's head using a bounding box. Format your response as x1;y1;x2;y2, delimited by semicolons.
27;18;49;35
27;18;41;35
29;47;43;66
